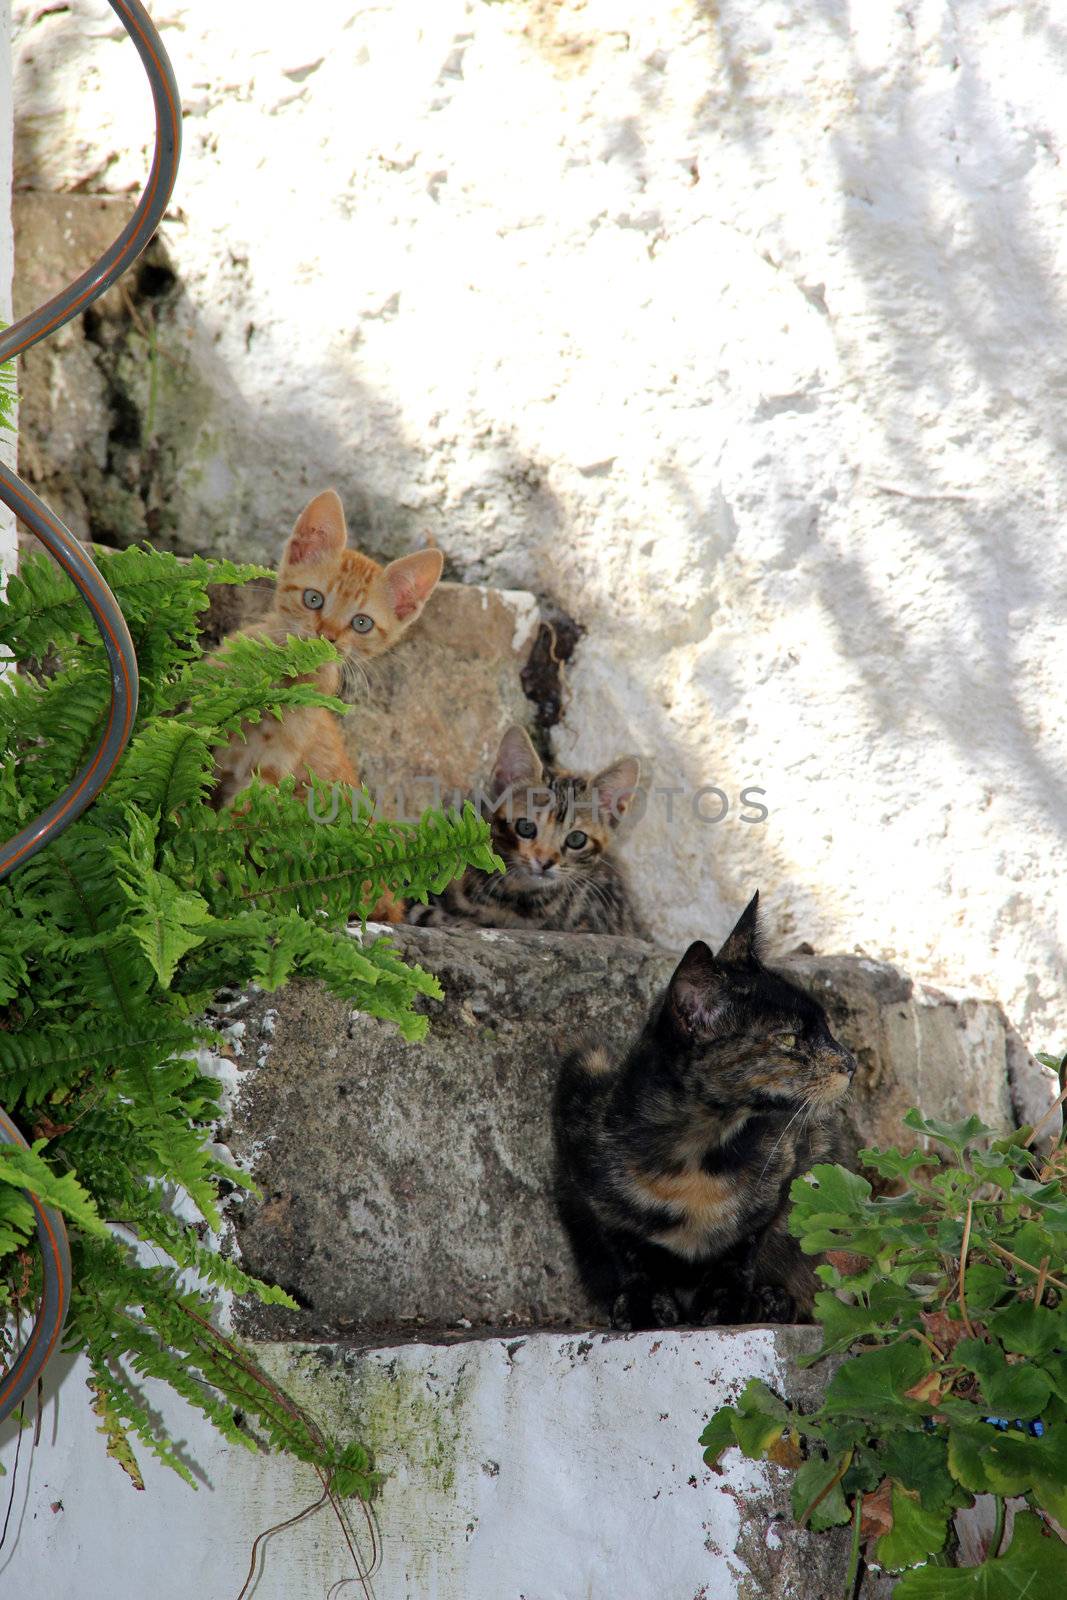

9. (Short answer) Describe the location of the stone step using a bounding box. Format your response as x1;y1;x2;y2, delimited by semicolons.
221;926;1041;1342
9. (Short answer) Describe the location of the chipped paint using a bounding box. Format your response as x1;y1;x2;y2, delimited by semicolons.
0;1329;842;1598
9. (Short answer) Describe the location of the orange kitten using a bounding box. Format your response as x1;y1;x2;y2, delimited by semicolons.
212;489;442;808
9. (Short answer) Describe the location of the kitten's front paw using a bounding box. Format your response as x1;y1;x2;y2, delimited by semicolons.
405;900;445;927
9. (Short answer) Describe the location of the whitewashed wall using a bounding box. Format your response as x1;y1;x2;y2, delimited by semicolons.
0;1330;838;1600
11;0;1067;1045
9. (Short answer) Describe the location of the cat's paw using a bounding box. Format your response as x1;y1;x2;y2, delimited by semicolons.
695;1296;729;1328
747;1284;800;1324
650;1291;681;1328
610;1287;680;1331
610;1291;638;1331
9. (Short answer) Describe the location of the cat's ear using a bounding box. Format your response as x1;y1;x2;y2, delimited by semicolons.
491;725;543;798
715;891;763;966
383;549;444;623
666;941;730;1034
282;490;348;569
592;755;641;825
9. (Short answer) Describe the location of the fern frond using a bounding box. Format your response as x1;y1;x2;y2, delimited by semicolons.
0;535;495;1489
108;720;216;819
164;633;345;736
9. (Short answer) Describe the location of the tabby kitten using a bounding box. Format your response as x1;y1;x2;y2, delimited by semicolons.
211;489;442;807
407;725;648;936
553;892;855;1330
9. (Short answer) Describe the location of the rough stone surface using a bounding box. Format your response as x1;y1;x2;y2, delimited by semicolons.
12;191;201;552
13;1;1067;1046
202;577;541;812
223;925;1030;1340
0;1330;859;1600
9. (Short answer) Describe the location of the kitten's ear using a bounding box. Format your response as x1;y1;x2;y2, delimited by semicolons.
715;891;763;966
282;490;348;569
592;755;641;825
666;941;729;1034
383;549;444;623
491;725;543;797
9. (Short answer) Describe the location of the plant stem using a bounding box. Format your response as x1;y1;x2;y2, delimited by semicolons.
799;1448;854;1528
986;1239;1067;1293
844;1490;863;1600
1023;1082;1067;1148
957;1196;976;1336
990;1495;1005;1560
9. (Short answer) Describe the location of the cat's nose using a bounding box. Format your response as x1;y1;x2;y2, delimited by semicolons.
841;1050;857;1079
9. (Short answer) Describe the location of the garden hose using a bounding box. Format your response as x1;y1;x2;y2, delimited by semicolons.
0;0;181;1424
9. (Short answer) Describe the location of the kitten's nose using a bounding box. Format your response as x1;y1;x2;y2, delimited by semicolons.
841;1050;857;1079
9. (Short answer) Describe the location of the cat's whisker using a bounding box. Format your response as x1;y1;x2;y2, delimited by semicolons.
755;1102;807;1190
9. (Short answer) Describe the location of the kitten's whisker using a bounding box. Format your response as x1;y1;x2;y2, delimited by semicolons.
340;655;372;702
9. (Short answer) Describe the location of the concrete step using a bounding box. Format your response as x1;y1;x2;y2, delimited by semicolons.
0;1328;863;1600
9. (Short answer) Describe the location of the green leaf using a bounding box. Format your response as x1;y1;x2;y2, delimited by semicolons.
902;1108;996;1153
877;1431;960;1515
986;1302;1062;1360
955;1338;1053;1418
823;1343;932;1421
947;1423;994;1494
0;1145;108;1236
894;1512;1067;1597
964;1263;1014;1310
699;1379;791;1465
699;1408;738;1469
791;1453;851;1531
808;1289;890;1358
875;1483;949;1572
947;1413;1067;1520
859;1145;932;1183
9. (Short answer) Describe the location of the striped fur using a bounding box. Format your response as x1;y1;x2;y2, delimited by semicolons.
407;725;648;936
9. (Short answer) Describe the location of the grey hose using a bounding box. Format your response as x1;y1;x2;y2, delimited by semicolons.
0;0;181;1424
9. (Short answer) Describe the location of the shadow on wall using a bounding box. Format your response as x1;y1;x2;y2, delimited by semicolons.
688;0;1067;985
12;1;1067;1004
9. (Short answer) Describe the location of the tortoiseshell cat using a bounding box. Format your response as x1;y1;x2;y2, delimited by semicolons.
212;489;442;806
407;725;649;936
553;893;855;1330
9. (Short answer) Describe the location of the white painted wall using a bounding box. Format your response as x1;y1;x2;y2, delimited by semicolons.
10;1;1067;1043
0;1329;809;1600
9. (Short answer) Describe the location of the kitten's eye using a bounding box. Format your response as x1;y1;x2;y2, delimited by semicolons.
777;1033;798;1050
302;588;325;610
565;830;588;850
351;614;375;634
515;819;537;839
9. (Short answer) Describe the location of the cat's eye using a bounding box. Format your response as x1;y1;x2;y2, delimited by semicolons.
351;613;375;634
302;588;325;610
515;819;537;839
565;830;588;850
777;1033;798;1050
